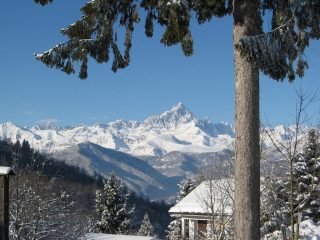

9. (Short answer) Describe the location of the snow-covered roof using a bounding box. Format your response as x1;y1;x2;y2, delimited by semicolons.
85;234;159;240
0;167;14;176
169;179;234;215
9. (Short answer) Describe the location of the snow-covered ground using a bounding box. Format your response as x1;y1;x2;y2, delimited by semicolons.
262;220;320;240
85;233;159;240
87;220;320;240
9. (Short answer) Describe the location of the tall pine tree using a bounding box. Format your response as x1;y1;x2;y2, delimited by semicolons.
95;172;134;234
34;0;320;238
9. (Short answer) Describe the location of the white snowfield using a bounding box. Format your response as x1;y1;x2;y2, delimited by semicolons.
262;220;320;240
85;233;159;240
169;179;234;215
298;220;320;239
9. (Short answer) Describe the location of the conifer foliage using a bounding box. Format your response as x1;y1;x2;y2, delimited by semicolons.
34;0;320;82
34;0;52;6
34;0;232;78
236;0;320;81
138;212;156;237
95;172;134;234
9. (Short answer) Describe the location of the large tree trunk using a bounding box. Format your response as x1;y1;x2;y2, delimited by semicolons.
233;0;261;239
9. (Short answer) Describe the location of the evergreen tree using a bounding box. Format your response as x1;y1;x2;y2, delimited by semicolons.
290;129;320;222
21;140;32;166
165;219;181;240
177;174;196;201
260;177;287;235
138;212;156;237
95;172;134;234
34;0;320;238
166;175;196;240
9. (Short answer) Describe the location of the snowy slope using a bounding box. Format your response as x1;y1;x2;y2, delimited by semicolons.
0;103;234;156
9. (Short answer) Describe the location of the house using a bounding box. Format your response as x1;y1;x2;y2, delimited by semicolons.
169;180;234;240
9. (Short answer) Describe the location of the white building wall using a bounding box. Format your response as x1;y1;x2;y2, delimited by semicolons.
189;219;198;240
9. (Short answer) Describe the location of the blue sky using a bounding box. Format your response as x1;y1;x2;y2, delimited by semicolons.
1;1;320;127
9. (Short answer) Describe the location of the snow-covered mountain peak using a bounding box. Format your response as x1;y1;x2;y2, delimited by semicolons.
169;102;188;113
0;122;25;138
107;119;139;130
160;102;195;124
142;103;197;130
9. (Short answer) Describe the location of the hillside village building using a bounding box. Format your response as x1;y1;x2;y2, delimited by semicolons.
169;180;234;240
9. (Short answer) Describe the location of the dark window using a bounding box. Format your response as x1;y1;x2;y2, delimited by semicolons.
198;220;207;239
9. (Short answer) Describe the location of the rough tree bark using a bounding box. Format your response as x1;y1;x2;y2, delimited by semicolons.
233;0;261;239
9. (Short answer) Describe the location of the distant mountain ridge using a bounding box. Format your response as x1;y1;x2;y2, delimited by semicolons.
0;103;235;156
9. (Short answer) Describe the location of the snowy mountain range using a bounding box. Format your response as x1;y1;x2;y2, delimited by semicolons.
0;103;235;156
0;103;307;199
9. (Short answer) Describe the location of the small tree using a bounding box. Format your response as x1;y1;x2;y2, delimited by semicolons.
138;212;156;237
165;219;181;240
95;172;134;234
